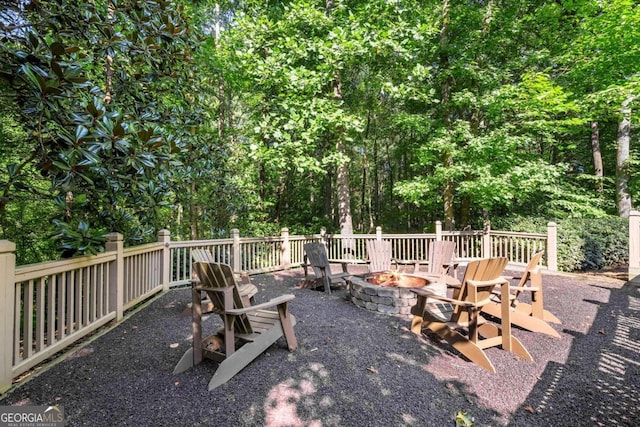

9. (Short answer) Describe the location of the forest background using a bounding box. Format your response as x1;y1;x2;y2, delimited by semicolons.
0;0;637;271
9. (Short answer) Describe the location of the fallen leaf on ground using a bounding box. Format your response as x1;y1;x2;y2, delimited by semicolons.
524;405;535;414
169;343;179;348
367;367;378;374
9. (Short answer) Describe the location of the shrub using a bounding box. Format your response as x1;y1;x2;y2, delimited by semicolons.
493;215;628;272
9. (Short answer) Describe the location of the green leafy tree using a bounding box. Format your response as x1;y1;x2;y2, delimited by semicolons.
1;0;203;258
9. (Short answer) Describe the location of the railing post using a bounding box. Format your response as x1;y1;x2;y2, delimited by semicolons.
281;228;291;269
482;221;492;258
0;240;16;394
629;211;640;282
435;221;442;241
105;232;124;321
158;229;171;291
547;222;558;271
231;228;241;272
320;227;329;256
376;226;382;241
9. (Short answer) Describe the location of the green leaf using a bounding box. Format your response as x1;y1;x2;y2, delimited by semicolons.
455;411;474;427
50;41;65;56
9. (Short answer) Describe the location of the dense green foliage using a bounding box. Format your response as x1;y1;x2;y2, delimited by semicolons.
1;0;638;270
493;216;629;271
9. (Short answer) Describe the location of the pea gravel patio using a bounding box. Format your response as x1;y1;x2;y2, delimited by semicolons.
1;266;638;426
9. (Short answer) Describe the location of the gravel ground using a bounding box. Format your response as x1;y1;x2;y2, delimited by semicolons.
1;266;638;427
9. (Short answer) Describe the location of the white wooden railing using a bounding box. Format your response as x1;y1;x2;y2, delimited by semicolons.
0;222;557;393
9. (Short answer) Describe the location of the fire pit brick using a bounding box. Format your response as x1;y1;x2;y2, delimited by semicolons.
348;272;434;320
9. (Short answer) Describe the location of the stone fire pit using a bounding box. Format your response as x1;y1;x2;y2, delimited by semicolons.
348;271;432;318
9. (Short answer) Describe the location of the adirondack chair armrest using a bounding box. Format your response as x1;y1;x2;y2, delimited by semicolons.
411;288;476;308
411;287;438;297
509;285;541;292
327;258;352;273
340;261;349;273
226;294;296;315
466;277;509;288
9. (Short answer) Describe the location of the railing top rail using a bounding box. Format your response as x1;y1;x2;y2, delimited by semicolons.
490;231;547;238
123;241;164;256
321;233;435;239
443;230;484;236
15;252;117;281
238;236;286;244
169;239;234;248
324;234;378;240
288;235;322;241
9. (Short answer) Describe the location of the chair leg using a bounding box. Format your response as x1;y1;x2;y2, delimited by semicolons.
483;301;560;337
207;325;286;390
276;305;298;351
477;323;533;361
173;348;194;374
426;321;496;373
514;303;561;324
323;275;332;295
410;315;424;335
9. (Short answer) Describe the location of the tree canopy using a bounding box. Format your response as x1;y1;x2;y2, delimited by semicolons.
0;0;638;264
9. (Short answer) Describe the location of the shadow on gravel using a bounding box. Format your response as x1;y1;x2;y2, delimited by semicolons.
5;268;636;426
509;282;640;426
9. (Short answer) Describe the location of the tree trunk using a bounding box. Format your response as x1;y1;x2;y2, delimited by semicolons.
360;153;367;232
440;0;455;230
337;142;353;236
373;129;380;224
189;180;198;240
326;0;353;241
215;3;224;141
616;100;632;217
334;75;353;237
104;2;115;104
323;170;333;220
591;121;604;192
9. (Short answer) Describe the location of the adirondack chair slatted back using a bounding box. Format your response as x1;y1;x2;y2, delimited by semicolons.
304;242;329;277
426;240;456;276
516;250;544;288
366;240;393;272
194;261;253;334
451;257;508;324
192;248;213;263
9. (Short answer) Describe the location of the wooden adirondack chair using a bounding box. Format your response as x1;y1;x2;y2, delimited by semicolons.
410;257;532;373
412;240;460;286
303;242;351;295
174;261;298;390
191;248;257;308
365;240;397;272
481;251;561;338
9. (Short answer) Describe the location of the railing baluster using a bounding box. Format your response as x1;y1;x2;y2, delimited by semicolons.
24;280;34;359
36;278;45;352
47;275;55;350
13;282;21;364
82;267;88;325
